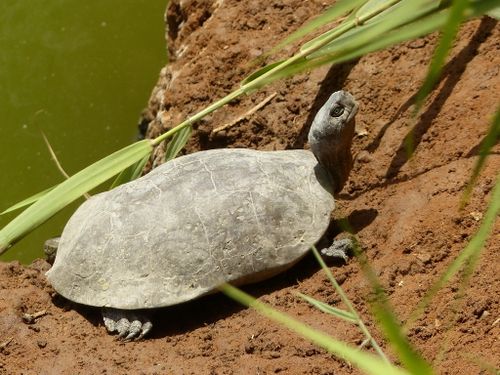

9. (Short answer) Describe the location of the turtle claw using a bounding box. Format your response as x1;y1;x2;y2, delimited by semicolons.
320;238;353;262
102;308;152;341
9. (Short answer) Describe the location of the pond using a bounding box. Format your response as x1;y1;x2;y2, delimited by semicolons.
0;0;168;263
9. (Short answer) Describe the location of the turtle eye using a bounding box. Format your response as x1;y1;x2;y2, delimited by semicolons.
330;105;344;117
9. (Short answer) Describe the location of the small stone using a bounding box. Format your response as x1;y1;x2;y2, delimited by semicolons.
480;310;489;319
356;150;373;163
356;127;369;137
415;253;432;264
408;39;427;49
470;212;482;221
212;130;227;139
37;340;47;349
22;314;36;324
269;351;281;358
305;348;317;356
22;310;47;324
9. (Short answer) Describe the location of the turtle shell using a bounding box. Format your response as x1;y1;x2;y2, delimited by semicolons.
46;148;335;309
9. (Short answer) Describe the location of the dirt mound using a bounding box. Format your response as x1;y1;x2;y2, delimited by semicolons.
1;1;498;374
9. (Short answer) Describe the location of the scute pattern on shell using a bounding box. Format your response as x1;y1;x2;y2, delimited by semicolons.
46;148;335;309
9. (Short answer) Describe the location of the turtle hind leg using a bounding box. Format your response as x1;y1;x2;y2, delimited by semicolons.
320;238;353;263
102;308;152;341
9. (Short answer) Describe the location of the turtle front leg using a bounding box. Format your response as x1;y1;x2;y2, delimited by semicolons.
102;308;153;341
320;238;353;262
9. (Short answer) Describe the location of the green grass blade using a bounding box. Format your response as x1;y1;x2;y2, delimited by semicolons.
310;246;359;320
109;151;151;189
462;105;500;206
294;0;497;72
110;163;136;189
241;3;359;89
299;18;354;53
220;283;409;375
244;1;439;89
295;292;358;323
310;245;390;363
0;139;153;253
271;0;366;54
241;61;284;87
300;0;403;52
408;174;500;326
256;8;447;85
244;0;497;90
152;88;245;145
0;186;55;215
353;240;434;375
356;0;398;19
328;9;448;62
307;1;437;60
164;124;192;161
130;154;150;180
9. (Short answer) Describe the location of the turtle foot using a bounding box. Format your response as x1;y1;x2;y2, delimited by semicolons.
102;308;152;341
320;238;353;262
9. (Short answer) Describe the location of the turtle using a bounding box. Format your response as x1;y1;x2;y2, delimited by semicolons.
45;90;358;340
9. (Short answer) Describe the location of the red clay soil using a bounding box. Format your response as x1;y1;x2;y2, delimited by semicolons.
1;1;499;374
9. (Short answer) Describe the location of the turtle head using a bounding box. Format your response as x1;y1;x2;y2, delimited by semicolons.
308;90;358;194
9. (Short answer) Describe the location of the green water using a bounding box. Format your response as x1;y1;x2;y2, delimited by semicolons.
0;1;167;263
